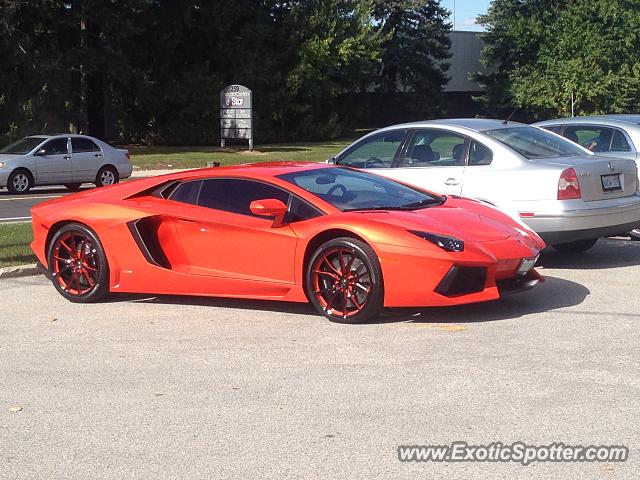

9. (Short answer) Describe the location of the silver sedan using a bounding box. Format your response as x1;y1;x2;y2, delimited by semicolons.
329;119;640;253
0;134;133;194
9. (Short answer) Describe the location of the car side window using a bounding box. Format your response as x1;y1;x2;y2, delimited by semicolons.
468;141;493;166
611;130;631;152
398;130;467;167
337;130;405;168
198;179;290;217
563;126;618;152
169;180;202;205
71;138;101;153
40;138;69;155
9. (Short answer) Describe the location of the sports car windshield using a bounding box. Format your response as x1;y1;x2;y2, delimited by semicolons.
278;167;443;211
0;136;45;154
484;126;587;159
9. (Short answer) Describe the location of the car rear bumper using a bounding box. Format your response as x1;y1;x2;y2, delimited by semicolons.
520;194;640;244
118;163;133;179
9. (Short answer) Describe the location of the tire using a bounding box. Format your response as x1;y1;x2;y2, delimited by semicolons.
47;223;110;303
7;169;33;194
629;229;640;241
551;238;598;253
305;237;384;324
95;166;119;187
64;183;82;191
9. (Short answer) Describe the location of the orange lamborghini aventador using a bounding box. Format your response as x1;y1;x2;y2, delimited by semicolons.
31;162;545;323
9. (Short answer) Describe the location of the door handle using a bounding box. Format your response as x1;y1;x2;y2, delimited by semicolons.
95;153;102;157
177;218;197;223
63;155;71;160
444;178;460;186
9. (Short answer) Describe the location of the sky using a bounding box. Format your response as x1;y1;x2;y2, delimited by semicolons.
441;0;492;31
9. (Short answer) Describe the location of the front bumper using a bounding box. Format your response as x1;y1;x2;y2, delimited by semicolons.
374;239;542;308
0;170;9;188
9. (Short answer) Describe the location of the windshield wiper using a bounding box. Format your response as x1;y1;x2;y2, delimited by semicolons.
344;198;444;212
400;198;444;209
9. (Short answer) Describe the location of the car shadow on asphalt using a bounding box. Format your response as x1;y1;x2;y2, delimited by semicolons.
538;237;640;270
108;274;589;325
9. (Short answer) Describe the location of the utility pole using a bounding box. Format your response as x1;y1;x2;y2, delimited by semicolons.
78;2;89;134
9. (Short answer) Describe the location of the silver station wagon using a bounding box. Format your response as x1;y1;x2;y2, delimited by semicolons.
0;134;133;194
330;119;640;252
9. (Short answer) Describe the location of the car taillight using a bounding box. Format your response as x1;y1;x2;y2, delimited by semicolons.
557;168;581;200
125;152;130;160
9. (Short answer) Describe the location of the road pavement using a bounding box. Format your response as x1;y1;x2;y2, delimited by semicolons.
1;238;639;479
0;170;183;223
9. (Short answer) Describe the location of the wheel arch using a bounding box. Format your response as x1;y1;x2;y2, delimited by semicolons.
302;228;369;273
9;166;35;183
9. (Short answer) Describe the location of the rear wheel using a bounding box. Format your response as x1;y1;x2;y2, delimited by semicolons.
629;229;640;241
7;169;33;194
305;237;383;324
47;223;110;303
64;183;82;191
552;238;598;253
95;166;119;187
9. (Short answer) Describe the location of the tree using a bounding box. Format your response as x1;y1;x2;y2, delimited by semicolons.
476;0;640;118
372;0;451;112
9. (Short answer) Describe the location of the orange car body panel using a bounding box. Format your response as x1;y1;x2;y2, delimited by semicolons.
31;162;545;307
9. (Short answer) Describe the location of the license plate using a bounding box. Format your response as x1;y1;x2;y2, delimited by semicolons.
601;173;622;192
517;255;539;275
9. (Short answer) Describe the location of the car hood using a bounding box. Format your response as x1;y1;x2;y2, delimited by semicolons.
350;204;520;243
0;154;23;161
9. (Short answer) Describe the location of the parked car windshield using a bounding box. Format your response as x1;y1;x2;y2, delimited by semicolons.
278;167;443;211
0;136;45;155
484;126;587;159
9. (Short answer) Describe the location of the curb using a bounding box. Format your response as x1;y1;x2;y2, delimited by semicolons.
0;263;40;279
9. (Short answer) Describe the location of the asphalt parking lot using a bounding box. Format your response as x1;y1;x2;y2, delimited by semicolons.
1;238;639;479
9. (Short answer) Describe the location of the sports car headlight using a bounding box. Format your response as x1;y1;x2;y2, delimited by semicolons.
409;230;464;252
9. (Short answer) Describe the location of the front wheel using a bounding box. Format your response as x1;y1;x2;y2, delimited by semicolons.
95;166;119;187
305;237;383;324
7;169;33;194
552;238;598;253
629;229;640;241
47;223;110;303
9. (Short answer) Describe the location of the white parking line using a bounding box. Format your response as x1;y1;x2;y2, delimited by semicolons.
0;195;62;202
0;216;31;222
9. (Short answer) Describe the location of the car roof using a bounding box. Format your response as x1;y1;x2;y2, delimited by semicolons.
26;134;101;140
378;118;529;133
175;161;330;180
534;115;640;128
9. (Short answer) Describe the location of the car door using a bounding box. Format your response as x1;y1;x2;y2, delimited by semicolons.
71;137;103;182
34;137;71;184
379;129;468;195
335;130;407;175
171;178;299;284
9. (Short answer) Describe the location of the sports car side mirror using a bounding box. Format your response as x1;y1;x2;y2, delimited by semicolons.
326;157;336;165
250;198;288;227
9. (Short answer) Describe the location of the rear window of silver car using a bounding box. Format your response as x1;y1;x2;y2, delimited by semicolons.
484;126;587;159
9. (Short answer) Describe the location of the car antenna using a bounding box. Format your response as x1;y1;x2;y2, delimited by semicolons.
503;108;517;125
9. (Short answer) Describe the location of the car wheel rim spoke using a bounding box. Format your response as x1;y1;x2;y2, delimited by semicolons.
52;231;100;296
312;246;372;318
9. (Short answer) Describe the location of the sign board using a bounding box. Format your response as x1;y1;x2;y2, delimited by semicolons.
220;85;253;150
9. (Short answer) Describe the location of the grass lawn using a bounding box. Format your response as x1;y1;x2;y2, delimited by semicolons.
0;222;35;268
129;140;354;170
